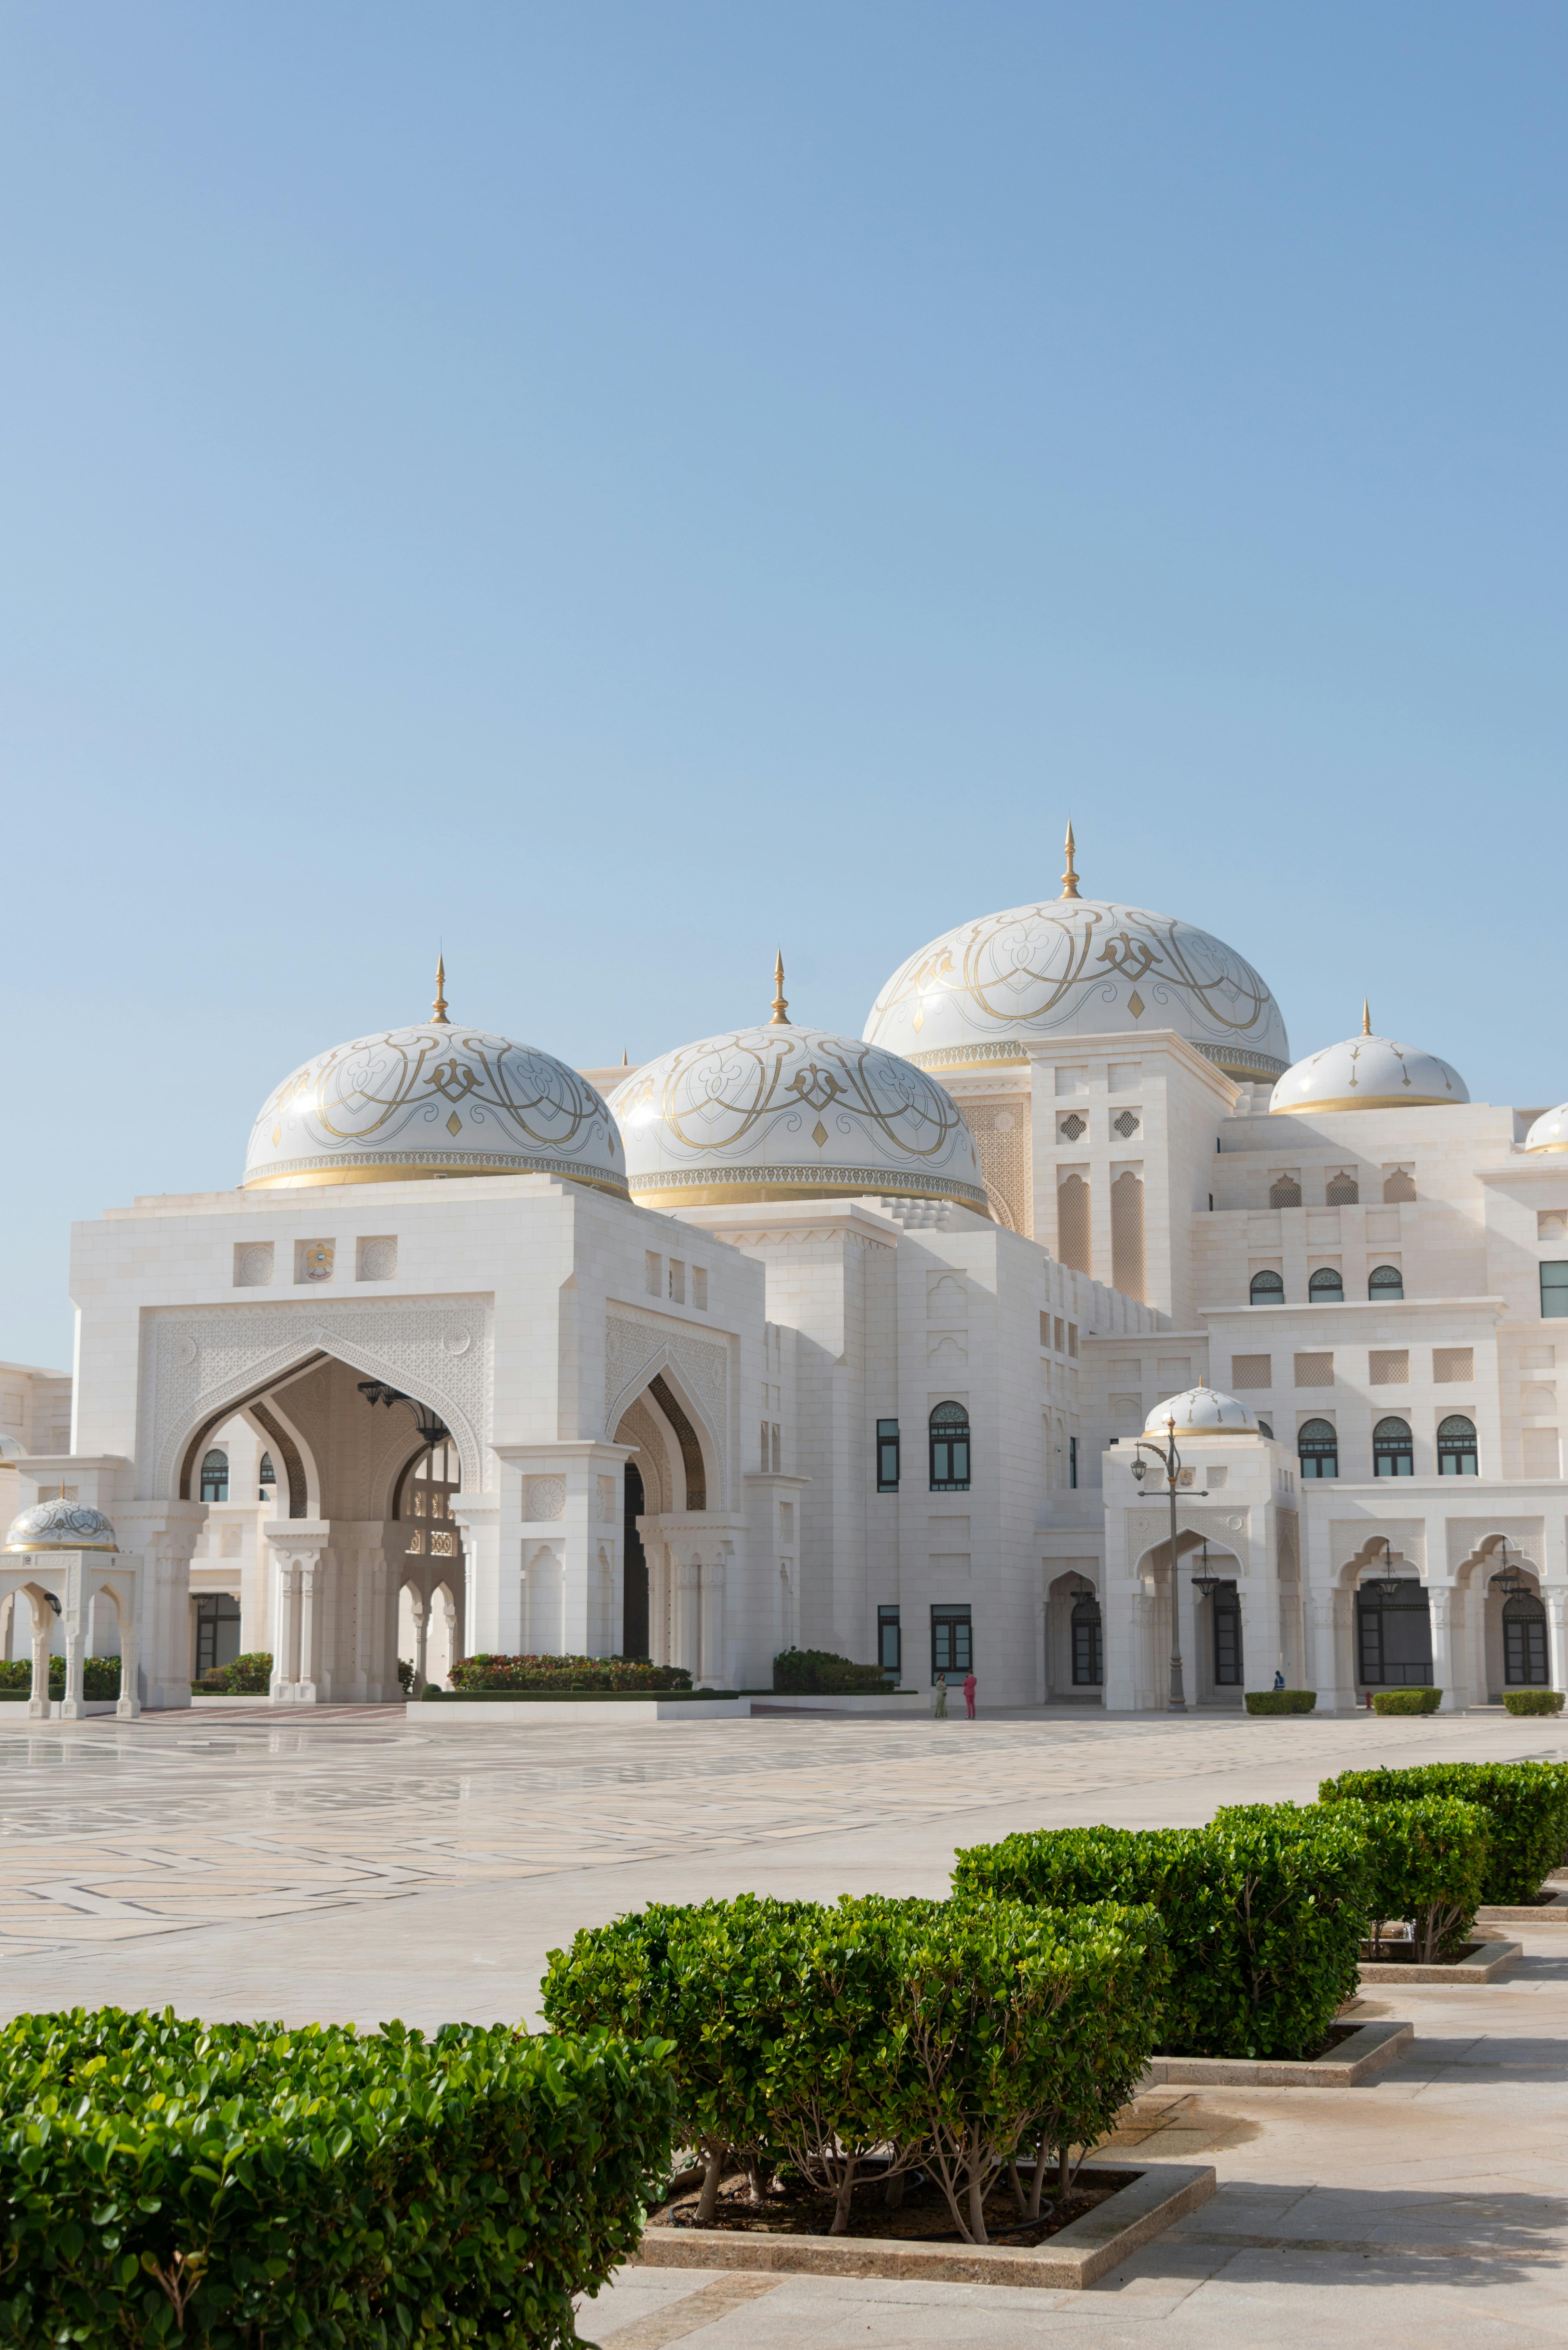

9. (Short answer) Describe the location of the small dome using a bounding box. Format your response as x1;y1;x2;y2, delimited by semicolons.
611;972;988;1216
1144;1386;1257;1437
862;830;1290;1084
1271;1006;1467;1115
1525;1103;1568;1154
5;1497;118;1553
243;963;627;1197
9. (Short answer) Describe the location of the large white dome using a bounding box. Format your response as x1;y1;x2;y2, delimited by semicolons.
1525;1102;1568;1154
1145;1386;1257;1437
1270;1007;1467;1116
244;966;627;1196
611;991;988;1216
863;834;1289;1083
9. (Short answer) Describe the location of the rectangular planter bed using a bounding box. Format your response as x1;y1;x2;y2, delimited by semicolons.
1141;2018;1414;2089
1477;1892;1568;1925
633;2160;1215;2290
413;1694;752;1725
745;1691;927;1715
1358;1940;1522;1986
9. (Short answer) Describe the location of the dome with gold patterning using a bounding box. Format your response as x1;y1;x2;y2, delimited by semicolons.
863;828;1289;1084
1145;1384;1257;1437
1269;1003;1468;1116
610;958;989;1216
243;961;628;1196
1525;1102;1568;1154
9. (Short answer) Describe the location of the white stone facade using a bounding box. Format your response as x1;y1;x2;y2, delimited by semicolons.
8;873;1568;1713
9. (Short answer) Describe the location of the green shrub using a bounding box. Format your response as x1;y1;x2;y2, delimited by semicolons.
452;1652;693;1692
0;2005;676;2349
1320;1761;1568;1904
543;1895;805;2221
1216;1797;1488;1964
772;1647;887;1694
1371;1688;1442;1715
881;1897;1165;2240
952;1813;1368;2061
1244;1690;1317;1715
397;1655;416;1694
0;1657;124;1700
1504;1690;1565;1716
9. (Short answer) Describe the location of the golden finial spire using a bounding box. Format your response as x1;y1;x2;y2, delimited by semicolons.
1361;997;1372;1036
769;950;791;1026
431;954;450;1026
1060;821;1081;901
622;1046;629;1066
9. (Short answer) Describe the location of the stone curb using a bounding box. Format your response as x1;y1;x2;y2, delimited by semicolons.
1478;1892;1568;1924
1359;1939;1523;1985
631;2161;1216;2290
1141;2018;1414;2088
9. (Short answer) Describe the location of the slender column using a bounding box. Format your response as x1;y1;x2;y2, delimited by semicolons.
297;1563;320;1703
1428;1585;1456;1711
1309;1591;1343;1711
1546;1588;1568;1697
700;1555;727;1688
408;1589;429;1692
28;1601;52;1719
440;1591;458;1685
674;1558;700;1677
60;1625;86;1720
1035;1593;1048;1706
115;1617;141;1718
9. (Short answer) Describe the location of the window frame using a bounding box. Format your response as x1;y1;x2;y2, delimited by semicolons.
1368;1264;1404;1302
1250;1269;1285;1306
1541;1262;1568;1319
877;1604;902;1682
930;1603;972;1682
1069;1590;1103;1686
1308;1267;1345;1304
199;1449;229;1504
1297;1418;1339;1479
1436;1413;1478;1476
1373;1415;1415;1476
928;1402;971;1492
876;1418;901;1492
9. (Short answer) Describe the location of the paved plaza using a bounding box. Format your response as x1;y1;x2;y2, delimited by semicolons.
2;1704;1566;2344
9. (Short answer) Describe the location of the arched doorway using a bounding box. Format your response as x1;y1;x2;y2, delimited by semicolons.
1356;1577;1432;1688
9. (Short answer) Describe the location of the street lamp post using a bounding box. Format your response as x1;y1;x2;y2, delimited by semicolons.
1131;1414;1187;1711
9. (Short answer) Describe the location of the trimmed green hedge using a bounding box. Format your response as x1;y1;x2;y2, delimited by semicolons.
1320;1761;1568;1904
195;1651;272;1697
420;1687;735;1703
1371;1689;1442;1715
1216;1797;1488;1964
772;1647;887;1695
0;1657;125;1701
1244;1690;1317;1715
1505;1690;1565;1716
0;2007;676;2348
951;1814;1369;2061
541;1892;1165;2246
450;1653;693;1692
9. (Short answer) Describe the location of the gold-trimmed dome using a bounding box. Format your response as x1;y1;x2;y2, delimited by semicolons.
1525;1102;1568;1154
611;963;989;1216
1270;1002;1467;1116
862;828;1289;1083
5;1497;119;1553
1144;1384;1258;1438
243;960;628;1196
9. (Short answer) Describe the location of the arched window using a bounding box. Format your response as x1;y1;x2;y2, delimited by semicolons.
1258;1418;1275;1439
1269;1175;1302;1208
1298;1419;1338;1479
1503;1590;1548;1685
1383;1167;1417;1203
1437;1414;1477;1476
1326;1171;1359;1205
1374;1416;1415;1476
395;1439;463;1558
1368;1265;1404;1302
199;1449;229;1503
1069;1588;1103;1686
258;1451;276;1501
1308;1268;1344;1304
1250;1270;1284;1306
929;1403;971;1491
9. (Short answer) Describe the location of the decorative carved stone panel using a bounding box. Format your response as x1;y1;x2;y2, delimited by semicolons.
526;1476;566;1521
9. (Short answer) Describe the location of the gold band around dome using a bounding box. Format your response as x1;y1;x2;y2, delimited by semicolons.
1270;1094;1460;1115
628;1177;992;1217
3;1539;120;1553
1526;1138;1568;1153
1158;1423;1259;1439
244;1160;629;1197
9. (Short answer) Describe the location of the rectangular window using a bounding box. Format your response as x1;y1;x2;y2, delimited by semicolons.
760;1421;770;1473
878;1605;901;1680
1294;1352;1334;1388
644;1252;661;1297
692;1266;708;1310
1434;1347;1473;1383
1054;1315;1065;1353
1067;1324;1078;1359
1231;1354;1272;1391
1211;1585;1243;1685
876;1418;900;1491
1542;1264;1568;1319
1039;1310;1051;1348
668;1260;685;1304
1069;1434;1078;1488
770;1423;781;1473
1370;1349;1410;1386
931;1603;972;1681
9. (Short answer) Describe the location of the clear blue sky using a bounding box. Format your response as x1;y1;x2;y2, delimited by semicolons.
3;3;1565;1365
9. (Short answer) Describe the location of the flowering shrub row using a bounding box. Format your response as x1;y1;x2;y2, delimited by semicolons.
450;1652;693;1692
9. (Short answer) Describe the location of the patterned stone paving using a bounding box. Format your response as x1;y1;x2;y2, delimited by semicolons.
2;1704;1566;2345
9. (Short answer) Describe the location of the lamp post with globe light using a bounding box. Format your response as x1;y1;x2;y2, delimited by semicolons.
1130;1414;1187;1712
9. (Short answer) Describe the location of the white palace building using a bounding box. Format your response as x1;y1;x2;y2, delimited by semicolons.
5;830;1568;1717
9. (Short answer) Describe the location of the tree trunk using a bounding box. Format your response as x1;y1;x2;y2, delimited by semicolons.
883;2166;905;2211
966;2133;989;2245
829;2157;858;2235
1026;2135;1048;2220
695;2146;725;2226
